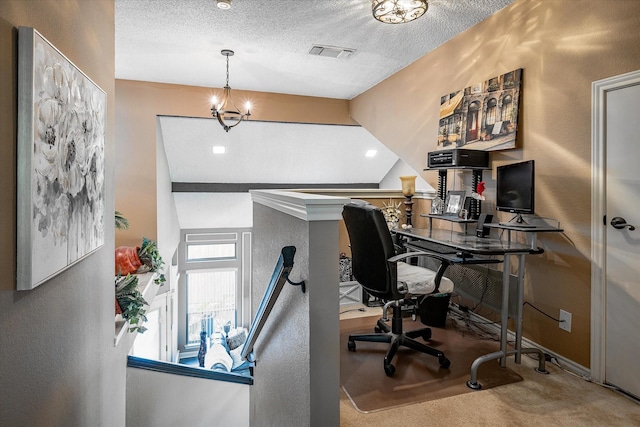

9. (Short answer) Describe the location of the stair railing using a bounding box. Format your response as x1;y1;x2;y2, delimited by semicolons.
241;246;305;361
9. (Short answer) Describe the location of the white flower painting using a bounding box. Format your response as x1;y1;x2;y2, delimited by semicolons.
17;27;105;290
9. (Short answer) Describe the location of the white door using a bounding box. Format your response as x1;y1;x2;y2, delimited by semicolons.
601;76;640;398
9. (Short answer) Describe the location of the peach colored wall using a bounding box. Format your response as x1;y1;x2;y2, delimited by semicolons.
350;0;640;367
338;197;431;256
0;1;122;425
115;80;356;247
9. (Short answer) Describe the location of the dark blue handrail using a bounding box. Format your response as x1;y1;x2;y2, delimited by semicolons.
241;246;305;360
127;356;253;385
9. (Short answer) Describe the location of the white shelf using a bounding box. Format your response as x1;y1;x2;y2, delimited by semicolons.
114;272;159;346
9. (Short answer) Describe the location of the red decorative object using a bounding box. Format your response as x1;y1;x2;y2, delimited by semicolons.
115;299;123;315
114;246;142;276
476;181;486;196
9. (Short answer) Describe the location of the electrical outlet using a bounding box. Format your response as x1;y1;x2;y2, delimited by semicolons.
559;309;572;332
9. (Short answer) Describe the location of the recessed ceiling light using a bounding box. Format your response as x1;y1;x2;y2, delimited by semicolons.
213;146;226;154
365;150;378;158
216;0;231;10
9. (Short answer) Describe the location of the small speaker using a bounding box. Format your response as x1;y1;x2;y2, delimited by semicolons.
476;214;493;238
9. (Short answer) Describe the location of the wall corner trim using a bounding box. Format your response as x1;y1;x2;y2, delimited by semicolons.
250;190;349;221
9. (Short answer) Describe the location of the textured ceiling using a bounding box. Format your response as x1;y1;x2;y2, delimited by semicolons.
115;0;515;100
116;0;516;228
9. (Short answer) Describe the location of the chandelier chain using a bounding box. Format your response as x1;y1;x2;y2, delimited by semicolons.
211;49;250;132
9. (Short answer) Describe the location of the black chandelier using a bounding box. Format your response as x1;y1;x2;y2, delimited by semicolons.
211;49;251;132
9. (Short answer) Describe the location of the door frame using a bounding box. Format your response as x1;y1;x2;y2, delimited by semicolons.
590;69;640;383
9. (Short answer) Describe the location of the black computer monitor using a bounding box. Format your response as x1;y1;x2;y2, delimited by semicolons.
496;160;535;224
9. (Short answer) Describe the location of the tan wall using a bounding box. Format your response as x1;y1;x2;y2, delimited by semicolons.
338;197;431;256
350;0;640;367
0;1;123;425
115;80;356;247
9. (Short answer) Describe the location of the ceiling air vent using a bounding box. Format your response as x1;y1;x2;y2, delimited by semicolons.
308;45;355;59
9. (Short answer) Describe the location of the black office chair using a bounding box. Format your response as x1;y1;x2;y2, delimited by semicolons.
342;202;455;376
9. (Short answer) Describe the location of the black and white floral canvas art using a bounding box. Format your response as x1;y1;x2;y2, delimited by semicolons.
17;27;105;290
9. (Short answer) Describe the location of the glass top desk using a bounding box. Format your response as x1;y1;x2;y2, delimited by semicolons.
393;227;550;389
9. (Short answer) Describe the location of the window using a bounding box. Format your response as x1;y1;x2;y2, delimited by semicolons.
186;270;237;344
186;243;236;262
178;229;251;352
501;95;513;122
486;98;497;125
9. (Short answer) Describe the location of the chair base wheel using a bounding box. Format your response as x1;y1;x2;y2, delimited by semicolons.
439;356;450;369
347;340;356;352
374;326;382;333
466;380;482;390
384;362;395;376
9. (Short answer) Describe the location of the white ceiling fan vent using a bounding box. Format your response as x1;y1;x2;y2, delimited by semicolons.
308;45;355;59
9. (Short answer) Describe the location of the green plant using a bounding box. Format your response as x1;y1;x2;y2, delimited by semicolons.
115;274;148;333
115;211;129;230
137;237;166;285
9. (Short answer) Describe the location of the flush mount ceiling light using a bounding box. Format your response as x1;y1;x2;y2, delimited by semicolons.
211;49;251;132
216;0;231;10
372;0;428;24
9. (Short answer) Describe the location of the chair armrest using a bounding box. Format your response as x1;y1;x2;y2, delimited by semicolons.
388;251;451;294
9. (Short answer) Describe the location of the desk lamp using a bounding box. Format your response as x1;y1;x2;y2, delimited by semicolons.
400;175;416;227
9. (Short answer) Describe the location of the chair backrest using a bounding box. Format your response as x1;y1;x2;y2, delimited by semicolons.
342;202;403;301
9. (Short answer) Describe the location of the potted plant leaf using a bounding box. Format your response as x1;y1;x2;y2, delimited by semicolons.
115;274;148;333
115;210;129;230
115;237;166;285
137;237;166;285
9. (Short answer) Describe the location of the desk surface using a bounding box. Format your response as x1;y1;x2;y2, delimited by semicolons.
485;223;564;233
420;214;478;224
395;228;539;256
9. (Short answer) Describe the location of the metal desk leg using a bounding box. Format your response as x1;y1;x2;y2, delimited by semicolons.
499;254;510;368
466;255;513;389
515;254;525;363
514;253;549;375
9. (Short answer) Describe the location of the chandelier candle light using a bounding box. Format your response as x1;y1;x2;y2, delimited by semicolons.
400;175;417;227
372;0;428;24
211;49;251;132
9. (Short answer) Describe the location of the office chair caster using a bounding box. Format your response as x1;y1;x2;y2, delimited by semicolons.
347;340;356;352
384;361;395;377
374;325;382;333
422;329;432;341
439;356;451;369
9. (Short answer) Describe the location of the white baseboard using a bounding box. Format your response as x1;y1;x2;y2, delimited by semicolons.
448;304;590;378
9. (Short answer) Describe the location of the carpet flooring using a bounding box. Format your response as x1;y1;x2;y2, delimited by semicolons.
339;307;640;426
340;315;522;413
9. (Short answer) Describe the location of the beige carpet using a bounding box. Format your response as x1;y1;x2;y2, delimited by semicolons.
339;305;640;426
340;315;522;413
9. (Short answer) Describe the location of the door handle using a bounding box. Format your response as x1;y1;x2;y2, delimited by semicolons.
610;217;636;231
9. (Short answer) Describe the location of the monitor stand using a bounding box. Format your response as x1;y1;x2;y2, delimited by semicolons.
499;213;537;228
